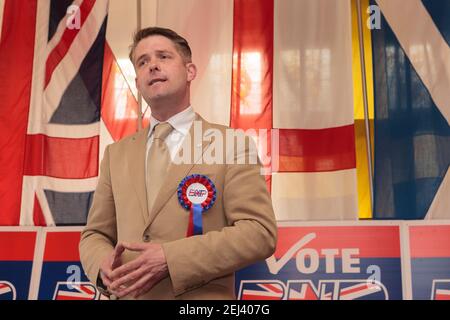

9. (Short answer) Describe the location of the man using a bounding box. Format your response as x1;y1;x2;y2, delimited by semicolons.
79;27;277;300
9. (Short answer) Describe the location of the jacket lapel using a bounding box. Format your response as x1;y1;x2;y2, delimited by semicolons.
127;125;152;225
145;114;213;228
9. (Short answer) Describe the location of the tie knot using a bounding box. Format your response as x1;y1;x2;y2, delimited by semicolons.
153;122;173;140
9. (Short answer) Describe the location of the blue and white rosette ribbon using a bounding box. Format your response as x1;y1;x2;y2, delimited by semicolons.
177;174;216;236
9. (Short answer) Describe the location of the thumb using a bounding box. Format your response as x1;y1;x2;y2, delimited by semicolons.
114;243;126;256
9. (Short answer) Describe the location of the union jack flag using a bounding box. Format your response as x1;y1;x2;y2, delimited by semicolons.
1;0;108;226
0;281;16;300
53;282;98;300
21;0;109;226
239;279;388;300
288;280;386;300
239;281;284;300
0;0;141;226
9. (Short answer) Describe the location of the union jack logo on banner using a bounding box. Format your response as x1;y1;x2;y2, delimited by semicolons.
238;279;388;300
0;281;17;300
286;280;326;300
285;280;386;300
53;282;98;300
432;280;450;300
19;0;109;226
239;281;284;300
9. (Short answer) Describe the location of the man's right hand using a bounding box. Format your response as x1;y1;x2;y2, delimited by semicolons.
99;243;126;292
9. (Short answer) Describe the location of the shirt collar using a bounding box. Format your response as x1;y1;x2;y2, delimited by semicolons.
148;106;195;139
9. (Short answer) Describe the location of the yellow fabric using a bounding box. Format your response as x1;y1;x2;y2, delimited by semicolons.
146;122;174;215
351;0;375;219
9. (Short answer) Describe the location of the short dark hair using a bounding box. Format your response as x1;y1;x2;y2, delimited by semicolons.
129;27;192;64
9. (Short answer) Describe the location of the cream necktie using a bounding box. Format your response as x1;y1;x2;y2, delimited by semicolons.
146;122;173;213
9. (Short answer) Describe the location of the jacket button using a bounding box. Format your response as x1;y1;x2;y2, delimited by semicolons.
143;235;150;242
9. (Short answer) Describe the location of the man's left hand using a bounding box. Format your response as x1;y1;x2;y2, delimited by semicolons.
109;242;169;298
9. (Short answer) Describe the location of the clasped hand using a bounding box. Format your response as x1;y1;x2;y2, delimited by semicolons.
99;242;169;299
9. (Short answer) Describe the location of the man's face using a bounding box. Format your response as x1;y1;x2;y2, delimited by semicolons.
133;35;196;106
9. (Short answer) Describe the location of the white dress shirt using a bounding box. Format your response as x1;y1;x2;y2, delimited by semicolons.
145;106;195;172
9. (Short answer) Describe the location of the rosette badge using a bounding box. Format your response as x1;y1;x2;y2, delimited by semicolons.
177;174;217;236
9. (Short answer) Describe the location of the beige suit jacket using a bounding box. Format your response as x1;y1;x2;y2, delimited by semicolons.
79;114;277;299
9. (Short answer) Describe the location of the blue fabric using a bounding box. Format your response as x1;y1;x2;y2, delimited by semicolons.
371;0;450;219
192;204;203;235
44;190;94;225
